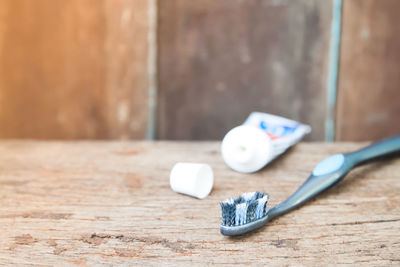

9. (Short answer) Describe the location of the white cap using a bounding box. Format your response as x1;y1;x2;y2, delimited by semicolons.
221;125;273;173
170;163;214;199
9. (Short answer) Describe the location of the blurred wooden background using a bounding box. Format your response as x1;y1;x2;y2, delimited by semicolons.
0;0;399;141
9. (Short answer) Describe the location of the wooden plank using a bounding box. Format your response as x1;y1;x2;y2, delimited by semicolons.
0;141;399;265
157;0;332;141
336;0;400;141
0;0;149;139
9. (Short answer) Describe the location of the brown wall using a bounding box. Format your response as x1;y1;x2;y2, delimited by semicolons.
336;0;400;141
0;0;149;139
0;0;399;141
157;0;331;141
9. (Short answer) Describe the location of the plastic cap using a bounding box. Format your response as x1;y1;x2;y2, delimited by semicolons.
221;125;272;173
170;163;214;199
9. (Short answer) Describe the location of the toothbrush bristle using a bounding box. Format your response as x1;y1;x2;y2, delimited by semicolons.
220;192;269;227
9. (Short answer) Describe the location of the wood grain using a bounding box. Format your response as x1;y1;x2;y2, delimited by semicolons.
0;141;399;265
157;0;332;141
0;0;149;139
336;0;400;141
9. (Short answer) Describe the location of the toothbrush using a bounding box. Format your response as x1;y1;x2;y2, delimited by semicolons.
220;135;400;236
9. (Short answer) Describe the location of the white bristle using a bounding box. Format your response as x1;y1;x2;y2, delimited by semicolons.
235;203;247;226
222;198;235;205
256;195;269;219
241;192;256;201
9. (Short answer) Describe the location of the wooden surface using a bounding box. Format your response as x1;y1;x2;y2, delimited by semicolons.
0;0;149;139
157;0;332;141
336;0;400;141
0;141;399;265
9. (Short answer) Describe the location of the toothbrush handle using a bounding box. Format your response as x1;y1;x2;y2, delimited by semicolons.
269;135;400;219
345;135;400;166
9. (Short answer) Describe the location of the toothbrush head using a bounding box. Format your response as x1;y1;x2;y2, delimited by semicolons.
220;191;270;236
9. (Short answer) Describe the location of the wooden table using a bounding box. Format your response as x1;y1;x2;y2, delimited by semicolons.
0;141;399;266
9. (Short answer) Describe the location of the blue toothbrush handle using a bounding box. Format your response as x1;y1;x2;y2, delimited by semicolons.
269;135;400;219
346;135;400;166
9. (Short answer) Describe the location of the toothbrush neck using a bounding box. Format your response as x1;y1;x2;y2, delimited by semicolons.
268;201;294;219
268;170;351;220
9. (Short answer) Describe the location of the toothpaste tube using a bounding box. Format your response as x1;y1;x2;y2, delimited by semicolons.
221;112;311;173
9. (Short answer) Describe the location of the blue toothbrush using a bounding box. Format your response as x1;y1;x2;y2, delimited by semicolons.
220;136;400;236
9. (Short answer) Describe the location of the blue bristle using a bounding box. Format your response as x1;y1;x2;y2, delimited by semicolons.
221;191;269;226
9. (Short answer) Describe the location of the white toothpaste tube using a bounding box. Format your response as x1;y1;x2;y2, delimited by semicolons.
221;112;311;173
